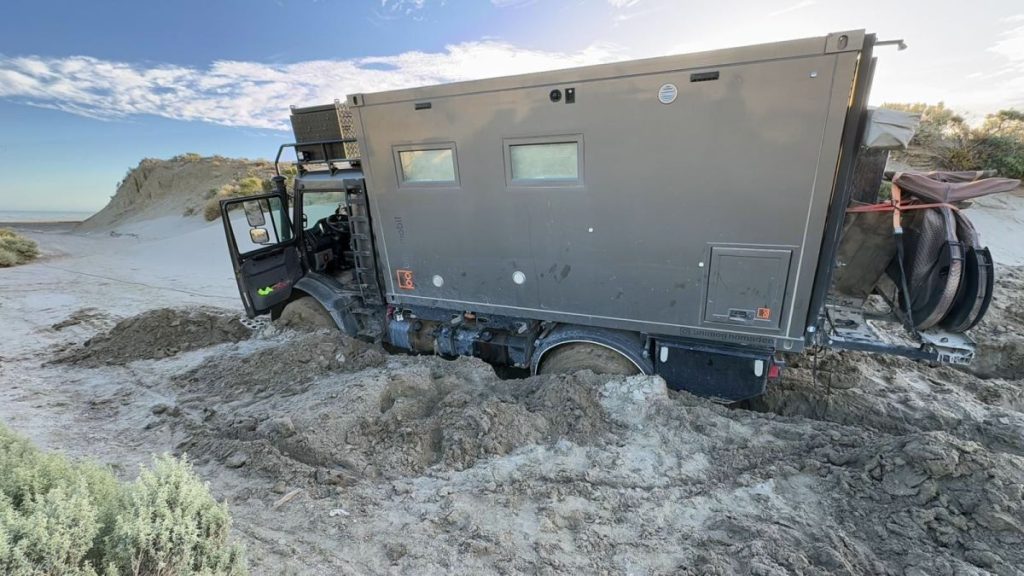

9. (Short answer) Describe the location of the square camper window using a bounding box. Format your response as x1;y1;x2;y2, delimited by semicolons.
505;136;582;185
395;145;458;186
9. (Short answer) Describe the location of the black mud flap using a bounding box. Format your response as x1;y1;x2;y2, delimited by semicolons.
654;340;772;403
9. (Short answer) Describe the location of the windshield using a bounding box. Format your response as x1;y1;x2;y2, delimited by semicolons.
302;191;346;229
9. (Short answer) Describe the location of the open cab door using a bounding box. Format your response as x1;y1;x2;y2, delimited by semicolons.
221;193;302;317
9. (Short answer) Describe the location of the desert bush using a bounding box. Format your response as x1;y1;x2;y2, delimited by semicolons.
0;248;19;267
0;425;246;576
974;110;1024;179
172;153;203;163
236;177;265;196
884;103;1024;179
0;485;102;576
202;183;245;221
201;174;277;222
0;229;39;267
202;200;223;222
0;425;119;575
279;165;298;194
976;134;1024;180
103;456;246;576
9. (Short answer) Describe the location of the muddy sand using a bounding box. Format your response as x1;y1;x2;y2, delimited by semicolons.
0;283;1020;575
1;201;1023;574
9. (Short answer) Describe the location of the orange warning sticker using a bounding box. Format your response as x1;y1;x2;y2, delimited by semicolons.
756;307;771;320
396;269;415;290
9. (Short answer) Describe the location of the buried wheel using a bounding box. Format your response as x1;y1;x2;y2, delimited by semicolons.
276;296;336;331
537;343;640;376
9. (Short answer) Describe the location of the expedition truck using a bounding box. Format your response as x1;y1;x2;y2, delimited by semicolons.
220;30;1020;402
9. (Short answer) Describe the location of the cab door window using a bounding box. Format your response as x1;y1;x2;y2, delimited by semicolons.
227;196;290;255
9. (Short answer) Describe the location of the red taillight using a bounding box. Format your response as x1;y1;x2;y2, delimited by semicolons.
768;363;781;379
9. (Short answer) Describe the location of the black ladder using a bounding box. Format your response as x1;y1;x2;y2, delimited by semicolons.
345;180;384;341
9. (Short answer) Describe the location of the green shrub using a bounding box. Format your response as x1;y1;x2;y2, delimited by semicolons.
973;110;1024;179
0;229;39;267
203;200;223;222
236;177;264;196
0;248;18;268
0;484;101;576
202;184;240;222
2;236;39;261
104;456;246;576
0;425;246;576
877;181;893;202
201;175;277;222
977;135;1024;180
883;104;1024;179
0;426;118;575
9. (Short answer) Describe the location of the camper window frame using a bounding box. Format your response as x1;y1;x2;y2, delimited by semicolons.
393;142;461;188
503;134;584;188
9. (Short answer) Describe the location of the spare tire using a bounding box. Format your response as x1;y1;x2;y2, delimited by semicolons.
939;213;992;332
895;208;964;330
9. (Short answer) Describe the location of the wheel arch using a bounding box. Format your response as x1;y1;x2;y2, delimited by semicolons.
531;324;654;375
284;274;361;337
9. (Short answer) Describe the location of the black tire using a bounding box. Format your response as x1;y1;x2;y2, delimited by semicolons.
538;343;640;376
277;296;336;331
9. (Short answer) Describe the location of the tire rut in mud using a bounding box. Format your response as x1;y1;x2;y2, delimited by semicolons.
175;357;624;489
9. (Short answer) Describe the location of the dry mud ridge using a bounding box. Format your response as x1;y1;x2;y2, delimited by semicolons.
20;275;1024;575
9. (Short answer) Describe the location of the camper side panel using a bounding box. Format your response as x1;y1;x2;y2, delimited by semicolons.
353;42;859;348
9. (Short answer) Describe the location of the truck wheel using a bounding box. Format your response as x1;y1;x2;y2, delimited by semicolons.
538;343;640;376
277;297;336;331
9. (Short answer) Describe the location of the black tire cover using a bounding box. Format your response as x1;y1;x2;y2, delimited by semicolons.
967;247;994;332
898;208;964;330
940;213;993;332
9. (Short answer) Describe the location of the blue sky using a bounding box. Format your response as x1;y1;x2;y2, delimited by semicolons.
1;0;1022;212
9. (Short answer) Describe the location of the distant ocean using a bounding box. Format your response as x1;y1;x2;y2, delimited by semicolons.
0;210;95;223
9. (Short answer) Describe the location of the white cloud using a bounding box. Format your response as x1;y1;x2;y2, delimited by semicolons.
380;0;427;14
492;0;637;7
0;42;623;131
489;0;536;7
974;18;1024;113
990;19;1024;62
768;0;815;17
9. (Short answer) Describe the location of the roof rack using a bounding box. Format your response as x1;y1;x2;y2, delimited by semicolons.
274;139;361;177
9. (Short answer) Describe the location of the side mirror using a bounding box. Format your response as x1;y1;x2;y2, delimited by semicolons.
250;227;270;245
244;201;267;227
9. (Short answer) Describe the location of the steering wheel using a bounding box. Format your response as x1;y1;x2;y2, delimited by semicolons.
323;213;348;234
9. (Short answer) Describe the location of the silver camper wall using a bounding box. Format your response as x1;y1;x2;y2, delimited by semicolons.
345;31;873;353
